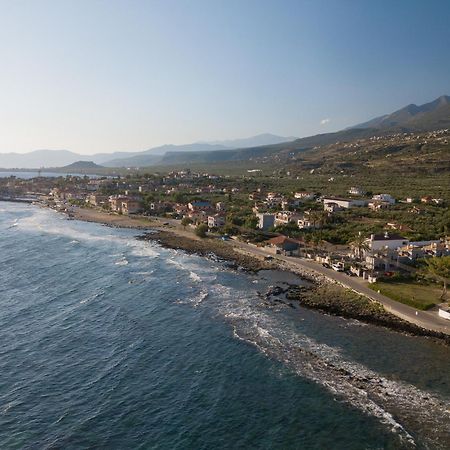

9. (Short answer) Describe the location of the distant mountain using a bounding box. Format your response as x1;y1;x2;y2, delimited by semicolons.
1;97;448;170
0;135;288;169
101;143;230;167
351;95;450;131
0;149;83;169
152;95;450;167
202;133;297;148
101;135;296;168
59;160;104;170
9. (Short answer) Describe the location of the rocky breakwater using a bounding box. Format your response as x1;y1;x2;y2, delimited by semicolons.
287;284;450;345
137;230;278;272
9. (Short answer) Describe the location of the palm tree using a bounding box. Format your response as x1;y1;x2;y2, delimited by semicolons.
424;256;450;302
349;232;370;262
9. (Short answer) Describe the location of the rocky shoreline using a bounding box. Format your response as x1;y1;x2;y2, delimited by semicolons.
137;230;279;272
138;229;450;345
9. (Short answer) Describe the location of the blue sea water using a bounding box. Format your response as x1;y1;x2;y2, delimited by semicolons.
1;202;449;449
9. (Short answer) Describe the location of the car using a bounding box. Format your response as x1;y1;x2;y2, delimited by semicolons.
322;263;331;269
264;255;274;261
331;262;345;272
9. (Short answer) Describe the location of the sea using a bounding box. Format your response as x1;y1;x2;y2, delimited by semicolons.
1;201;449;449
0;171;102;179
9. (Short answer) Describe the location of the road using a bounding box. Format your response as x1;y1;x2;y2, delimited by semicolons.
233;240;450;335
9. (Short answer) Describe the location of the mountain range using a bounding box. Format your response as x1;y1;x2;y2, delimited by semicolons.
0;134;295;169
0;95;448;169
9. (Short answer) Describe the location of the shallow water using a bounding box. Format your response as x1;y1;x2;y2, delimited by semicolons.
1;202;449;449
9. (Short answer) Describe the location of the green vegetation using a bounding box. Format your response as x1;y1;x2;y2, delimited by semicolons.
195;223;208;238
369;281;442;310
423;256;450;302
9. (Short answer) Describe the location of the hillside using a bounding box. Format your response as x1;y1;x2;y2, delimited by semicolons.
60;161;104;170
143;96;450;168
351;95;450;131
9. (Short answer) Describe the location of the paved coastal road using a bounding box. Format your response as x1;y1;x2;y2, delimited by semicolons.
234;241;450;335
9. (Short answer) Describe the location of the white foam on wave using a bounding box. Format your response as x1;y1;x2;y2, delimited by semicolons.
194;282;450;448
16;209;120;245
115;258;129;266
189;271;201;282
80;288;105;305
127;241;160;258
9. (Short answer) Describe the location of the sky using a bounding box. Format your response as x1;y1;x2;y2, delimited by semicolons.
0;0;449;155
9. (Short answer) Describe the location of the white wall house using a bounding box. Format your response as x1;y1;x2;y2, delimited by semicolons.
208;214;226;228
275;211;302;226
366;233;409;251
256;213;275;230
372;193;396;204
323;197;367;210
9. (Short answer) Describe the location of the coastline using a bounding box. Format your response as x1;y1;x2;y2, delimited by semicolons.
58;206;450;343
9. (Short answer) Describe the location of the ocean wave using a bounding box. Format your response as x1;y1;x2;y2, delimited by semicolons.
189;282;450;448
189;271;201;282
80;289;105;305
127;241;160;258
115;258;129;266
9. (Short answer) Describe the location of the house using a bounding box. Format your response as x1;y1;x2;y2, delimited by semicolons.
109;195;142;214
297;212;316;229
421;195;433;204
349;186;366;196
266;236;301;256
150;201;173;213
87;194;108;207
368;200;391;211
294;191;315;201
372;193;395;204
265;192;284;208
208;214;226;228
121;198;142;215
365;251;396;271
366;232;409;251
174;203;189;215
188;210;208;224
322;197;366;210
109;195;128;212
275;211;302;227
188;201;212;212
256;213;275;230
398;244;426;260
324;202;343;213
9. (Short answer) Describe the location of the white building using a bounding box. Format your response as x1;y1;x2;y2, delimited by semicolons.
275;211;302;227
208;214;226;228
294;191;315;201
323;197;367;210
256;213;275;230
366;233;409;251
349;186;366;196
372;194;396;204
297;212;315;229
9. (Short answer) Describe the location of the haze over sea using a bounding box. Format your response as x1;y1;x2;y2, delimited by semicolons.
1;202;449;449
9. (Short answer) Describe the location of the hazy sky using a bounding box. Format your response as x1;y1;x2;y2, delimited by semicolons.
1;0;449;154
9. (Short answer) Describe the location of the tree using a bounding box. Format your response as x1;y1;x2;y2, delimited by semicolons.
195;223;208;238
244;216;259;229
424;256;450;302
349;232;370;261
181;217;192;229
